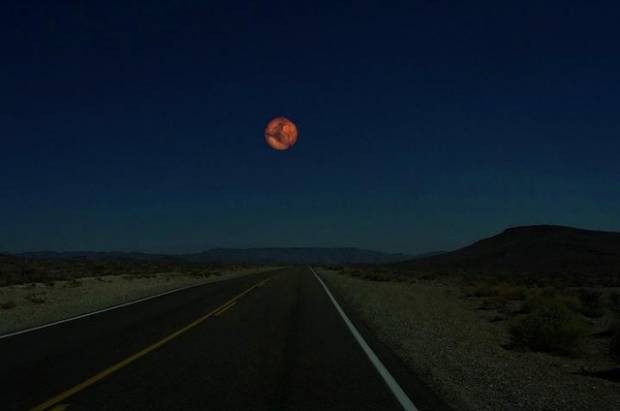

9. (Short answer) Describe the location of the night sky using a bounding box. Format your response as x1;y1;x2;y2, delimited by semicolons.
2;1;619;254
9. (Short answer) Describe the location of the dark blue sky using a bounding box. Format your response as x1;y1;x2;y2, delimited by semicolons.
2;1;619;254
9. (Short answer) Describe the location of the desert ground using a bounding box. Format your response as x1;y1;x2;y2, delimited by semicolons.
2;260;618;410
319;268;620;411
0;267;278;336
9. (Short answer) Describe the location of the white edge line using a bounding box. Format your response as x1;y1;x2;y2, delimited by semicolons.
0;281;210;340
310;266;419;411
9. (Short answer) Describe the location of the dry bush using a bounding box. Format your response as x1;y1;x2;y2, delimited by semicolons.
25;294;46;304
65;279;82;288
523;291;582;315
578;288;604;318
494;283;527;301
0;255;230;286
611;324;620;362
608;291;620;312
358;271;394;282
509;297;589;356
472;284;496;298
478;297;507;311
341;268;396;282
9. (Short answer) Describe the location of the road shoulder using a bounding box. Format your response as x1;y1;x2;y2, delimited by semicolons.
316;268;453;411
318;269;620;411
0;267;279;336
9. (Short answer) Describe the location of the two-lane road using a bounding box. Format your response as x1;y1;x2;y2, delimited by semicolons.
0;267;450;411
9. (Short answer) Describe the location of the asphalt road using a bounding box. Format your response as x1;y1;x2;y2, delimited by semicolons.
0;267;450;411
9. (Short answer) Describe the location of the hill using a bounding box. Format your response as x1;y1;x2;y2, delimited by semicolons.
18;251;169;261
393;225;620;285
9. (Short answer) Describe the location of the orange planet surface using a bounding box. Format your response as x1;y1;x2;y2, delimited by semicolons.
265;117;298;150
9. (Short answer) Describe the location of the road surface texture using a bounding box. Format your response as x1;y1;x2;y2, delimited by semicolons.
0;267;450;411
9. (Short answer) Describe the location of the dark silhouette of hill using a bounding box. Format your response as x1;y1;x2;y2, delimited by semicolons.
407;250;446;259
17;251;170;261
394;225;620;285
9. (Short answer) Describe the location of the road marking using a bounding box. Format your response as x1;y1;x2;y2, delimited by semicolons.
0;280;214;340
49;405;69;411
214;301;236;316
1;272;277;340
310;267;418;411
29;277;272;411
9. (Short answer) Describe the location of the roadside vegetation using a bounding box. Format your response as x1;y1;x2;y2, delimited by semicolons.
508;296;588;356
611;325;620;361
322;268;620;410
330;265;620;369
24;293;46;304
0;254;259;287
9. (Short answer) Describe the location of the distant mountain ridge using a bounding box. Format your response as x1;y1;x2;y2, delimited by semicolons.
17;251;168;261
15;247;413;265
394;225;620;285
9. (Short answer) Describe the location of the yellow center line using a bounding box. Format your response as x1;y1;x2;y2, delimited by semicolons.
29;276;274;411
214;301;236;316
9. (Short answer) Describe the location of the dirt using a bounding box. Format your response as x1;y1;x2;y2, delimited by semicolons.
319;269;620;411
0;267;278;336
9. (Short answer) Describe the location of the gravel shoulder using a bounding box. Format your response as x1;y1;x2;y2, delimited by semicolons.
319;269;620;411
0;267;279;336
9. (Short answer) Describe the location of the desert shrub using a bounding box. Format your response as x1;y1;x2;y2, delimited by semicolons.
341;268;398;282
609;316;620;362
578;288;604;318
523;292;581;315
495;284;526;301
359;271;393;281
479;297;507;311
509;297;589;356
461;286;476;297
557;294;583;314
609;291;620;312
25;294;46;304
522;294;543;313
0;300;16;309
66;279;82;288
612;339;620;362
472;284;496;298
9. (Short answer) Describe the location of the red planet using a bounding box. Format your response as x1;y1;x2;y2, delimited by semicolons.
265;117;298;151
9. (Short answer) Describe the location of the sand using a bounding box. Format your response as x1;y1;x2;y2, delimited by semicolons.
0;267;278;336
319;269;620;411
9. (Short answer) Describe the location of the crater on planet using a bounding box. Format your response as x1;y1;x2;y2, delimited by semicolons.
265;117;298;151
